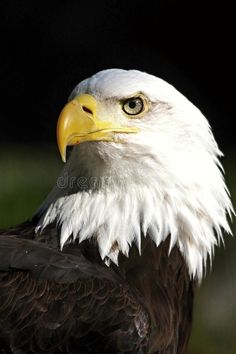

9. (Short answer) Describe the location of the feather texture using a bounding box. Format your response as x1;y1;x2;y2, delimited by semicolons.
0;223;150;353
0;222;193;353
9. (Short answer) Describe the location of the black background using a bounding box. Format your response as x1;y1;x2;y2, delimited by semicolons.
1;0;235;150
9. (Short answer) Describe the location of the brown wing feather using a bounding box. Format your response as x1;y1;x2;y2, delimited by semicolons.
0;225;150;354
0;222;194;354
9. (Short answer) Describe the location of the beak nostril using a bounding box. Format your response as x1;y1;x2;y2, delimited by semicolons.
82;105;93;115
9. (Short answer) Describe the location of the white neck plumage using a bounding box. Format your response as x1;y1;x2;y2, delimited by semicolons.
36;139;233;281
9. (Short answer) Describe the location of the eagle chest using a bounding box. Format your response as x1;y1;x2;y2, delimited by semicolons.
113;236;194;353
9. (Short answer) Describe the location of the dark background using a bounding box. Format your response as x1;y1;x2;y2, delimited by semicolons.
0;1;236;354
0;0;235;150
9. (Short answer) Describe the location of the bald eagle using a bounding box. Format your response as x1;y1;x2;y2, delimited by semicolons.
0;69;233;353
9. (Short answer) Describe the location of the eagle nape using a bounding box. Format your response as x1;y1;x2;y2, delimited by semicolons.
0;69;233;354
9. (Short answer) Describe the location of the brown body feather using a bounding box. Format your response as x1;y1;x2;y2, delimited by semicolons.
0;221;194;353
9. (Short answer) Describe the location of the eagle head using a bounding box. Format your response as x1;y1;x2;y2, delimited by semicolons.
36;69;234;280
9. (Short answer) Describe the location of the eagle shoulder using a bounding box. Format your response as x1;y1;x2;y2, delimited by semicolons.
0;223;150;353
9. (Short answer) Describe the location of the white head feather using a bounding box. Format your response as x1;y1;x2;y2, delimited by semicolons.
36;69;234;280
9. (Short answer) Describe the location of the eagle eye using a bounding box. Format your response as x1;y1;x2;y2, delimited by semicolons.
122;96;144;116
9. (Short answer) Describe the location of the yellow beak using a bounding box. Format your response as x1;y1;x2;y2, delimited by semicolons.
57;94;139;162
